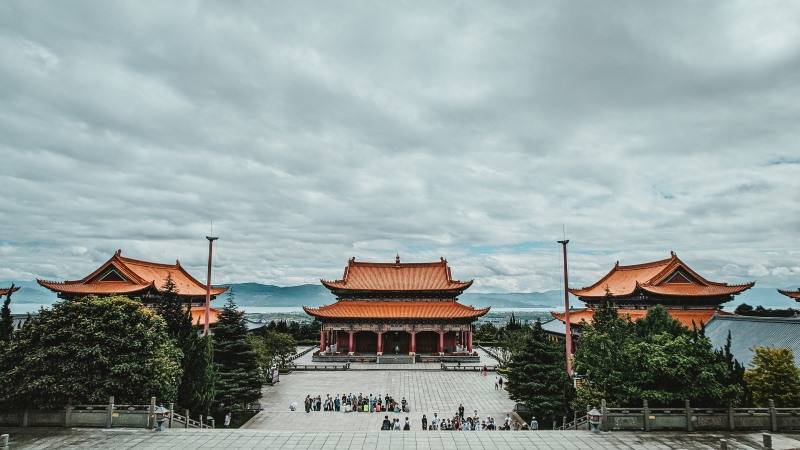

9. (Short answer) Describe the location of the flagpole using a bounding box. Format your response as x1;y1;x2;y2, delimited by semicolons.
204;236;218;336
557;239;572;375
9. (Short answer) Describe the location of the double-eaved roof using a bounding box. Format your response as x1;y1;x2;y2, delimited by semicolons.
321;256;473;295
38;249;227;299
307;257;486;321
569;252;754;304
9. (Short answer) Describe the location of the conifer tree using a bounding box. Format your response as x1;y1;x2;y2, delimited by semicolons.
212;290;263;411
0;284;15;345
506;322;575;428
153;275;218;415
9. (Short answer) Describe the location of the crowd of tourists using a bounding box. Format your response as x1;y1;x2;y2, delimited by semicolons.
414;405;534;432
295;393;412;413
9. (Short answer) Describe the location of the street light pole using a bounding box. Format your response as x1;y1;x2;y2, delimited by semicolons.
557;239;573;375
204;235;218;336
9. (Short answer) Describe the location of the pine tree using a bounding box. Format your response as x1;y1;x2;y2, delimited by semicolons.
153;275;217;415
213;290;263;412
0;284;14;345
506;322;575;428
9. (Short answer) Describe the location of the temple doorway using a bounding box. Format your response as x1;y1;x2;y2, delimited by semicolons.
415;331;439;354
354;331;377;354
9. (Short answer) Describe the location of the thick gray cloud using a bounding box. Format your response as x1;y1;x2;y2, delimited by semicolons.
1;1;799;298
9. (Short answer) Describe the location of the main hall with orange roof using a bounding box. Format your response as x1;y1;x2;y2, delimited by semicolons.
304;256;488;360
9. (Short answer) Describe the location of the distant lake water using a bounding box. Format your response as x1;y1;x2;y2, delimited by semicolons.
10;303;54;314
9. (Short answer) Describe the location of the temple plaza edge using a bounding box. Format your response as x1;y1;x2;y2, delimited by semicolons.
303;256;489;362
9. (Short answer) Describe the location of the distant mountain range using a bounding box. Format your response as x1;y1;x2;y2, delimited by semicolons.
2;280;797;310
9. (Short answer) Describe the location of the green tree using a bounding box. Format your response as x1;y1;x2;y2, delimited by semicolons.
250;329;297;381
0;295;181;407
744;347;800;407
0;284;14;345
213;290;263;411
506;322;575;428
153;275;217;414
572;294;632;405
633;305;686;339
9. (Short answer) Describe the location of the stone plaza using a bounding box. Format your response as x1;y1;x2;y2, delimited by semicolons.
3;349;800;449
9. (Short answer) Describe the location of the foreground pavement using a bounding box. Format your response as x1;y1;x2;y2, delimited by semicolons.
2;428;800;449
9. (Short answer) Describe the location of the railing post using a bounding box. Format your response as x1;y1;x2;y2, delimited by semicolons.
107;396;114;428
643;399;650;432
685;399;692;432
199;414;203;428
185;409;190;428
64;404;73;428
728;401;735;431
168;403;174;429
1;434;8;450
769;399;777;432
601;399;608;432
22;409;28;428
149;397;156;429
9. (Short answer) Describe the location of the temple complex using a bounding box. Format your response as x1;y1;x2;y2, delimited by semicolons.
546;252;754;343
304;256;488;361
37;250;227;324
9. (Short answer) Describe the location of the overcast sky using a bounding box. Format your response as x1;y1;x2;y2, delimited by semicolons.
1;1;799;297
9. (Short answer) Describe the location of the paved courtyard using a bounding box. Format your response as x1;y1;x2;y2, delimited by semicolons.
3;428;800;449
243;364;515;430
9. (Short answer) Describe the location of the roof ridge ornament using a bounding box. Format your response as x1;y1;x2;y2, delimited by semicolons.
396;254;400;265
115;249;122;256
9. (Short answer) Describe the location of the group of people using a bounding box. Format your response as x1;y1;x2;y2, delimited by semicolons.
298;393;411;413
414;405;532;432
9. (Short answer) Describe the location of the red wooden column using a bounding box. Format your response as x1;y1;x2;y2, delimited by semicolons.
348;331;355;355
467;327;473;353
377;331;383;355
438;331;444;355
410;332;416;354
319;328;325;353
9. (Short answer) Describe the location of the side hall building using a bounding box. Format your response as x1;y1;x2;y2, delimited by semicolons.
546;252;754;347
304;256;489;360
37;249;227;325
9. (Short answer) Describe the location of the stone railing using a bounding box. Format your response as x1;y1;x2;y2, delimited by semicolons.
0;396;210;429
600;399;800;432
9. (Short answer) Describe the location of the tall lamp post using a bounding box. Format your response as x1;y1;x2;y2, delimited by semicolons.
204;235;218;336
557;239;573;375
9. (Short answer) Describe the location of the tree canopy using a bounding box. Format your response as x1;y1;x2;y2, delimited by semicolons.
0;295;182;407
744;347;800;407
506;322;575;428
572;300;746;408
213;290;263;411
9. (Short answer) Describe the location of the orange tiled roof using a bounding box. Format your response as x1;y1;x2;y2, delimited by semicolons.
778;289;800;300
303;301;489;320
0;286;20;296
188;306;223;326
550;307;736;329
321;257;473;292
38;249;228;298
569;252;753;299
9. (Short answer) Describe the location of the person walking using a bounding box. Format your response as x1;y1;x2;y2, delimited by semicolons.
224;412;231;428
422;414;428;430
499;377;504;389
494;376;499;390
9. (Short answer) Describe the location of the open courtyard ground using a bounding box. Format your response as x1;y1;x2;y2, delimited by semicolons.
3;428;800;449
244;348;514;431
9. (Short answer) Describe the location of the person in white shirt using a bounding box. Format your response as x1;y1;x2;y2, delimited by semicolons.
432;413;440;430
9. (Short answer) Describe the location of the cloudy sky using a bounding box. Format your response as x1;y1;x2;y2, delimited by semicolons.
2;1;799;297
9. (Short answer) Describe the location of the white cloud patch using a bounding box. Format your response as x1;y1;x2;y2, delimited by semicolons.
1;1;799;293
